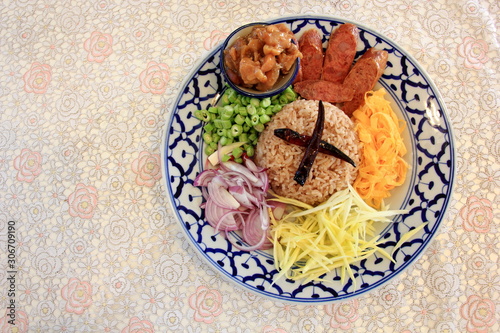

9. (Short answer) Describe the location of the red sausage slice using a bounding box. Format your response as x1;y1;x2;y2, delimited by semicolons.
322;23;359;84
341;48;389;116
297;29;324;81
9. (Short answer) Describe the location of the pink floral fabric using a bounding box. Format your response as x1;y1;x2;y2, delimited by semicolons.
460;296;497;333
121;317;155;333
460;196;493;233
139;61;170;94
61;278;93;315
458;37;490;70
23;62;52;94
131;151;162;187
0;310;29;333
84;31;114;63
324;300;360;329
0;1;497;332
188;286;223;324
13;148;43;182
67;183;98;219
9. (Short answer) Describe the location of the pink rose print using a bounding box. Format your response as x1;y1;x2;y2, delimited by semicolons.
204;30;229;50
131;151;161;187
324;299;360;330
67;183;98;219
262;326;287;333
460;196;493;233
188;286;223;324
61;278;93;315
83;31;114;63
460;295;496;333
457;37;490;70
13;148;43;182
23;62;52;94
121;317;155;333
139;61;170;94
0;309;29;333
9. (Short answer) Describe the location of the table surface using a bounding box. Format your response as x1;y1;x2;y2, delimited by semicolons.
1;1;498;332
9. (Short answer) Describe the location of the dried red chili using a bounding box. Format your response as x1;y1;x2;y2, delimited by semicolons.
273;128;356;167
293;100;325;186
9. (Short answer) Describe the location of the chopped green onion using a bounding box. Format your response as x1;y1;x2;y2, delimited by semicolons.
250;114;260;126
246;145;255;157
232;147;243;158
194;110;211;122
203;132;213;143
260;114;271;124
194;85;298;163
221;119;232;129
234;114;245;125
238;133;249;143
205;145;215;155
253;123;265;132
220;136;233;146
250;98;260;107
247;104;257;115
216;128;226;137
260;97;271;108
203;123;214;132
231;124;243;137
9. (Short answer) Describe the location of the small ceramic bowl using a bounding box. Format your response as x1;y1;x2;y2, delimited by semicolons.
220;22;300;98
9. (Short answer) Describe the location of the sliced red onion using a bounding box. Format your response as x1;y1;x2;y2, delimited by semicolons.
222;161;263;187
204;198;231;228
214;210;246;233
259;205;270;230
207;179;240;210
243;156;266;173
194;169;217;187
241;208;273;250
258;172;269;192
244;157;269;192
195;156;277;252
227;229;268;252
201;186;209;201
221;171;254;189
228;186;255;209
269;201;287;220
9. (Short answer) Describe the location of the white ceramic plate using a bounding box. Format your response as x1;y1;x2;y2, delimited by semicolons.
161;15;455;303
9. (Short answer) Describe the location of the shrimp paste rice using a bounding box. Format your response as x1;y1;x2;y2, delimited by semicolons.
255;99;360;206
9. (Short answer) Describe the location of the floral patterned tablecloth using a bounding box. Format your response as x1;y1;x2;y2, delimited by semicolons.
0;0;498;332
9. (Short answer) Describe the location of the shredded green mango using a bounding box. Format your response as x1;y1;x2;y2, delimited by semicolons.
269;184;411;289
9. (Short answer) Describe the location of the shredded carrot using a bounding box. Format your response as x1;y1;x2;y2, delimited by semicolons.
352;89;408;209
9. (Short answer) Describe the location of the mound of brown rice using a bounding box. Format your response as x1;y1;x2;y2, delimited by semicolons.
255;99;360;206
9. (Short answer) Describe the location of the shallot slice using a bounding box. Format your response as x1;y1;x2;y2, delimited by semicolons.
228;186;258;209
194;169;217;186
214;210;246;233
194;156;273;252
207;178;240;210
222;161;263;187
242;207;272;250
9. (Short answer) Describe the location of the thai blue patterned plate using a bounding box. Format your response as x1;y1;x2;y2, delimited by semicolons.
161;15;455;303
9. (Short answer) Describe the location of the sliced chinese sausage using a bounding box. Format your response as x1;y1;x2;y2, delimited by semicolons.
293;80;354;103
341;48;389;116
322;23;359;84
296;29;324;81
